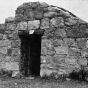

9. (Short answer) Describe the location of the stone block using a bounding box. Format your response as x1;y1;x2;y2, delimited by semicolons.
0;34;4;40
34;11;43;19
40;2;49;7
47;47;55;55
28;20;40;30
44;11;57;18
0;47;7;54
65;57;77;65
52;39;63;47
58;10;71;17
7;31;19;40
1;62;19;71
15;14;24;22
40;68;57;77
77;57;87;66
47;7;60;12
40;18;50;29
5;17;15;23
55;46;68;55
41;47;47;55
50;17;64;27
0;24;5;30
0;53;5;62
86;40;88;48
16;21;27;30
11;40;20;48
81;49;88;57
54;28;67;38
58;69;66;74
65;17;77;26
12;70;20;78
29;2;40;9
41;39;52;48
63;38;77;47
68;47;81;56
6;23;16;30
4;55;20;62
52;55;66;65
0;40;11;47
11;48;20;56
41;55;53;64
76;38;87;49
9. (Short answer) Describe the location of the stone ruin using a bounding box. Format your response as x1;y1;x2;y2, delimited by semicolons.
0;1;88;78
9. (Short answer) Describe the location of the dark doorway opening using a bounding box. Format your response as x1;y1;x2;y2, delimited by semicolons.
19;31;42;77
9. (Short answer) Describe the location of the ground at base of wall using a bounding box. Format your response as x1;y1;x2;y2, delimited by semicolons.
0;77;88;88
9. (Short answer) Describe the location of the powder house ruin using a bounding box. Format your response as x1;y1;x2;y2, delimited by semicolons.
0;1;88;78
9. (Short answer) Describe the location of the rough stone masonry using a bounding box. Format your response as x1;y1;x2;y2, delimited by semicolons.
0;1;88;77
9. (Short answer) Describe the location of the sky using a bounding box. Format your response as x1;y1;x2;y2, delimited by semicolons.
0;0;88;23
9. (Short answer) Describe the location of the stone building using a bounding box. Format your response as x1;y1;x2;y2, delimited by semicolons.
0;1;88;77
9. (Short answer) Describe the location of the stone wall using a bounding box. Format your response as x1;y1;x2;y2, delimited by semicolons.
0;2;88;77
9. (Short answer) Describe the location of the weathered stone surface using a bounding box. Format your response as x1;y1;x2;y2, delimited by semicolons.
3;34;7;39
34;11;43;19
50;17;64;27
11;40;20;48
0;53;5;61
58;69;66;74
0;34;4;39
0;24;5;30
47;47;55;55
44;11;57;18
41;39;52;48
7;31;19;39
52;55;66;64
65;57;77;65
41;56;53;64
7;49;12;56
28;20;40;30
40;68;57;77
16;21;27;30
7;48;20;56
30;2;40;8
58;10;71;17
0;34;7;40
76;38;87;49
55;46;68;55
0;47;7;54
54;28;67;38
47;7;60;12
78;18;86;24
6;23;16;30
63;38;77;47
77;57;87;66
81;49;88;57
40;2;49;7
11;48;20;56
4;55;20;62
15;14;24;22
1;62;19;70
41;47;47;55
40;18;50;29
65;17;77;25
24;10;34;21
66;27;79;38
12;70;20;78
5;17;15;23
68;47;81;56
0;40;11;47
52;39;63;47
